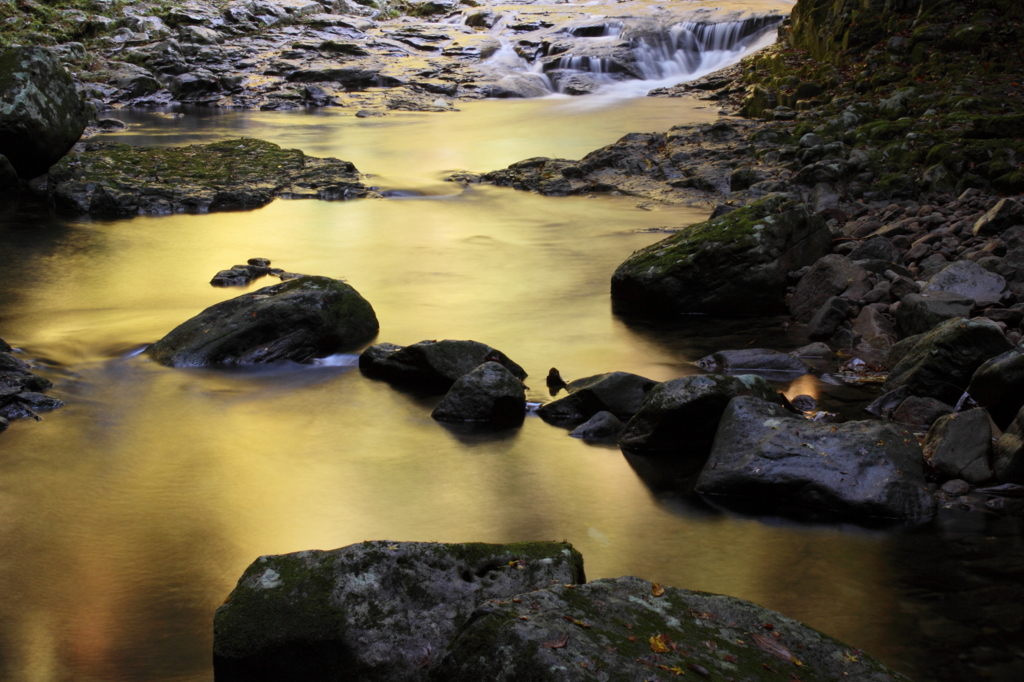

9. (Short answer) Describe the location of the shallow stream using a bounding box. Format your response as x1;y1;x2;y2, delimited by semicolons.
1;12;1020;682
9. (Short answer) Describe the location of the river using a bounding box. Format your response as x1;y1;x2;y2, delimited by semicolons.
0;4;1019;682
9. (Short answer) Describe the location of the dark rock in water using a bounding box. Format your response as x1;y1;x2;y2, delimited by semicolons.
211;262;272;286
896;292;975;338
790;394;818;411
790;341;834;359
0;415;7;432
359;340;526;394
696;348;811;376
568;410;624;441
973;198;1024;237
611;197;832;316
966;348;1024;429
48;138;371;216
994;406;1024;483
147;276;378;367
0;154;18;189
891;395;954;430
940;479;971;496
921;260;1008;307
431;362;525;426
790;254;871;322
545;367;566;395
696;396;935;521
0;336;10;353
807;295;852;340
0;47;88;179
433;575;911;682
619;374;779;458
924;408;994;484
538;371;658;424
883;317;1013;405
213;540;584;682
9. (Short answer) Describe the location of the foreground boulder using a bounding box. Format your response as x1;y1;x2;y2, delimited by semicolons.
966;348;1024;429
0;47;88;179
619;374;779;459
431;362;525;426
537;371;658;424
213;541;584;682
923;408;994;484
790;254;871;322
920;260;1009;307
48;138;372;215
360;340;526;394
696;396;936;521
611;197;832;316
433;576;909;682
994;406;1024;482
882;317;1013;405
148;276;378;367
895;292;974;338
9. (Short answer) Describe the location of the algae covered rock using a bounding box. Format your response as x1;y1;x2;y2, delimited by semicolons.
0;47;88;179
696;396;936;522
619;374;780;458
432;575;910;682
431;362;526;426
47;138;371;215
359;339;526;394
611;197;832;316
147;276;378;367
213;540;584;682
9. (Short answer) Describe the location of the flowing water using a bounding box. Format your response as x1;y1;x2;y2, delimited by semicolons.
0;4;1017;682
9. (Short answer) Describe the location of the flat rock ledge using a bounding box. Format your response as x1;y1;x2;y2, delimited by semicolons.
47;137;375;215
213;540;908;682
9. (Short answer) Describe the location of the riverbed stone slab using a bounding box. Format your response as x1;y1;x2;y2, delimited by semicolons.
921;259;1008;307
790;254;872;322
696;347;812;376
611;196;832;316
883;317;1013;405
619;374;779;459
695;396;935;521
896;292;976;337
538;371;658;424
431;362;525;426
359;339;526;394
148;275;378;366
966;348;1024;429
213;540;585;682
924;408;994;484
431;575;911;682
0;46;88;179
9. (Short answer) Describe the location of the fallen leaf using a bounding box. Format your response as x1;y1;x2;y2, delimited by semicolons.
628;635;639;642
763;662;779;673
689;663;711;678
650;634;673;653
652;583;666;597
386;544;399;550
843;652;859;663
518;616;530;621
542;633;569;649
722;654;738;663
753;634;802;666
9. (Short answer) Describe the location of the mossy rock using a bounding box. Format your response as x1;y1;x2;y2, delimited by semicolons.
147;276;378;367
47;138;370;215
611;196;832;316
432;576;910;682
214;540;585;682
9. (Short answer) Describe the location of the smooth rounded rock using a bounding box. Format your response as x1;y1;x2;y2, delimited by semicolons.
431;362;526;426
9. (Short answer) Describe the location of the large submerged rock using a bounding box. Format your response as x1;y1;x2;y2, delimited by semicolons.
0;47;88;179
431;362;526;426
359;339;526;394
538;371;658;424
213;540;584;682
696;396;936;521
433;575;910;682
48;138;371;215
147;276;378;367
611;197;832;316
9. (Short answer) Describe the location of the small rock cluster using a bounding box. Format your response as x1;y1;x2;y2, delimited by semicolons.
0;337;64;433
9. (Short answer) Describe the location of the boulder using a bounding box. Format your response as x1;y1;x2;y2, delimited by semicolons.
538;371;658;424
213;540;584;682
923;408;994;484
619;374;779;459
0;47;88;178
611;197;832;316
433;576;911;682
359;340;526;394
431;362;525;426
994;406;1024;483
852;305;896;348
478;73;551;99
895;292;975;337
807;295;852;340
882;317;1013;404
973;198;1024;237
920;260;1008;307
849;236;898;263
696;396;936;521
790;254;872;322
891;395;954;429
962;347;1024;429
696;348;812;376
568;411;624;441
147;276;378;367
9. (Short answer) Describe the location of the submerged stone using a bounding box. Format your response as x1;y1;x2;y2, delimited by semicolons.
359;339;526;394
538;371;658;424
431;362;525;426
